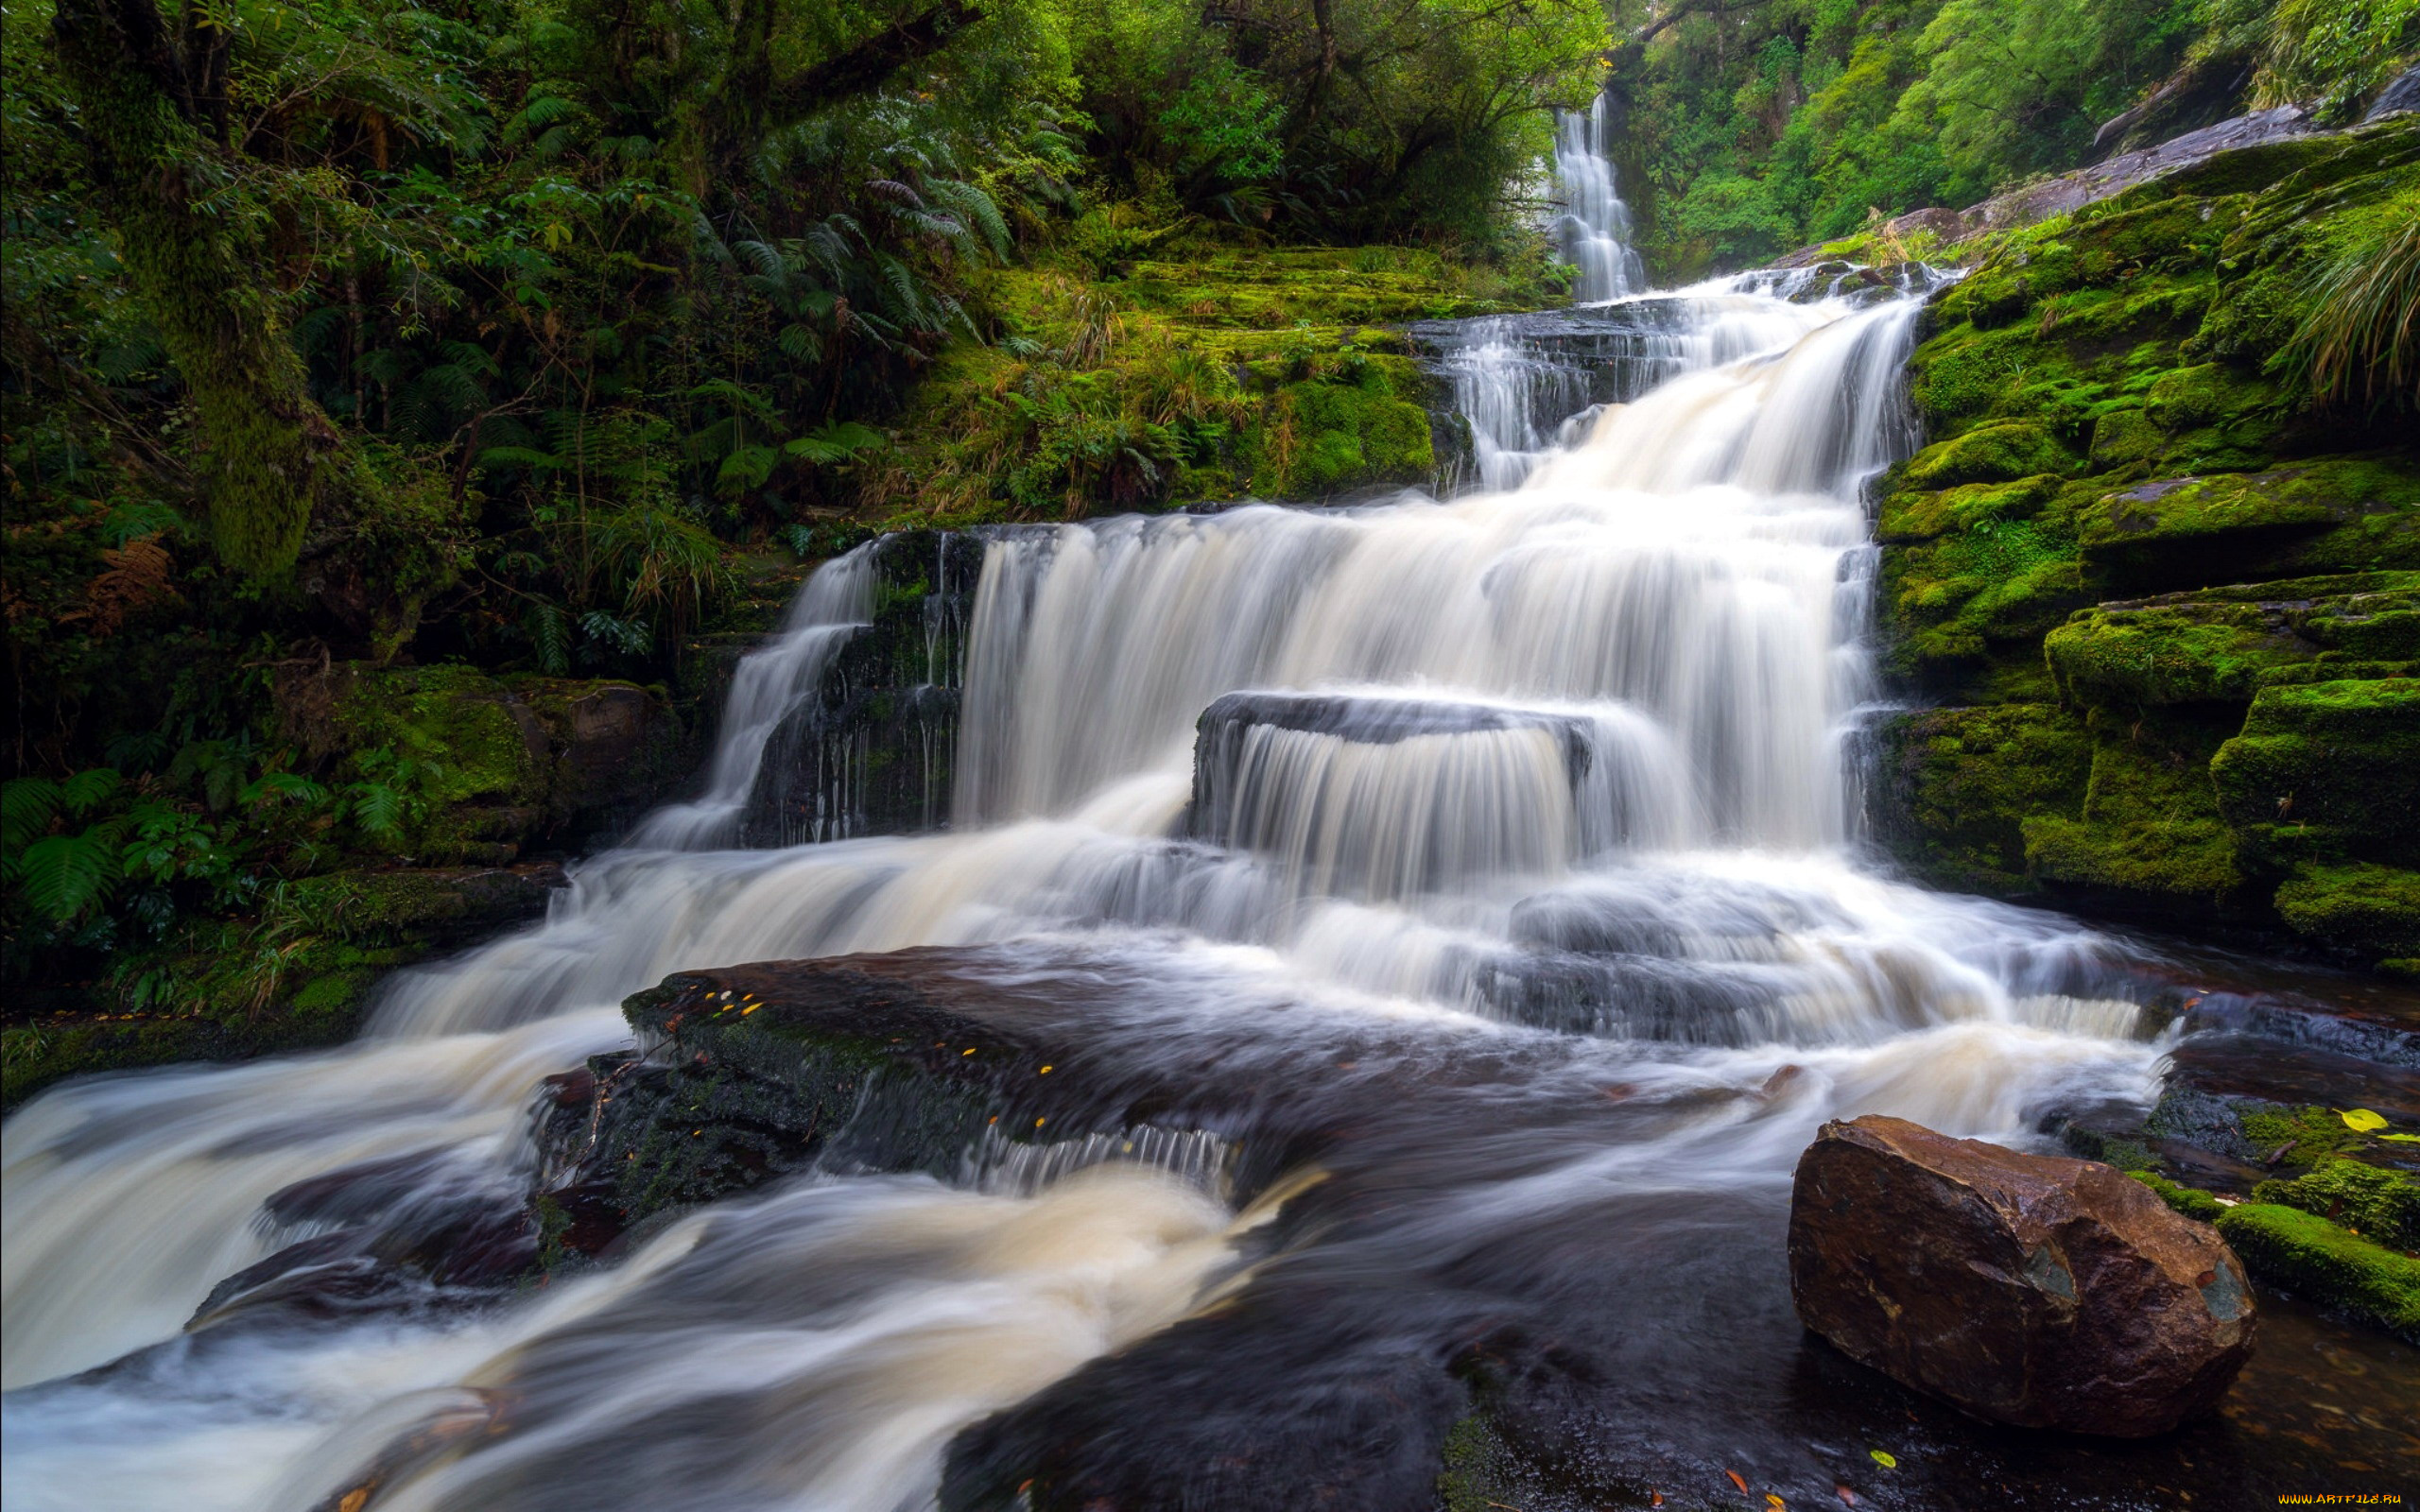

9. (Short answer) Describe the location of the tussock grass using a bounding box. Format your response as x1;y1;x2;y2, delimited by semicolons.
2289;215;2420;414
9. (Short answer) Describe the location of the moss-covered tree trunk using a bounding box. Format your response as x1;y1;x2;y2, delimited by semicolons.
51;0;377;580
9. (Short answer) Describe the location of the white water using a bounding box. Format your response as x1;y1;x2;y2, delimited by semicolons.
630;552;879;849
2;276;2176;1511
1553;92;1648;304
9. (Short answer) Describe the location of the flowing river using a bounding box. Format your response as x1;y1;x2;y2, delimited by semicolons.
6;177;2416;1507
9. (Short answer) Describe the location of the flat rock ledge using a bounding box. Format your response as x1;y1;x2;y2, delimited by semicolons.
1789;1115;2256;1436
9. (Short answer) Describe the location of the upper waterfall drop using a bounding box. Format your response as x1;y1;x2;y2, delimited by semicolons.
1552;93;1648;304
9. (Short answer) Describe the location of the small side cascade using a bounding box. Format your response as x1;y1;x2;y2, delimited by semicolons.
1553;92;1647;304
740;531;985;846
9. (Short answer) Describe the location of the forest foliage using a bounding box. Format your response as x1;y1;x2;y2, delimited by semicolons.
1604;0;2420;273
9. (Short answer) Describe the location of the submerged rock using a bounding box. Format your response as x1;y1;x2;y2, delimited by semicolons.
1789;1114;2256;1435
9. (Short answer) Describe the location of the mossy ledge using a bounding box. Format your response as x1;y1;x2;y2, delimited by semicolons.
2;864;562;1110
2216;1204;2420;1344
1867;117;2420;966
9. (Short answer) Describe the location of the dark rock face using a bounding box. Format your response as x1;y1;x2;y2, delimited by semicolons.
2366;63;2420;121
1789;1114;2256;1435
741;530;984;845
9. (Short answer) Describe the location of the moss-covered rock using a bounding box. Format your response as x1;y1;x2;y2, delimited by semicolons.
2021;713;2248;902
276;661;681;861
867;243;1557;524
1868;703;2090;893
2215;1203;2420;1343
1874;121;2420;956
2045;582;2417;707
2213;679;2420;869
2273;864;2420;958
2251;1160;2420;1252
2;864;562;1109
2128;1169;2226;1221
1900;421;2075;489
2075;461;2420;594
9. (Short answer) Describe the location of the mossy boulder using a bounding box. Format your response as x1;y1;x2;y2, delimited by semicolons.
2;864;562;1109
2128;1169;2227;1221
2044;582;2417;708
2273;864;2420;958
1868;703;2090;893
2021;713;2247;902
279;661;680;860
2141;363;2277;433
2213;679;2420;868
2252;1160;2420;1252
2074;461;2420;594
2215;1203;2420;1343
334;664;546;809
505;676;685;839
1901;421;2075;490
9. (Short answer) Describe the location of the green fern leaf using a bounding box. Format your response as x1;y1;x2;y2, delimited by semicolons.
17;832;121;920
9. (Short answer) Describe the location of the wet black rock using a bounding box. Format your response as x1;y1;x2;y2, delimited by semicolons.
741;530;984;845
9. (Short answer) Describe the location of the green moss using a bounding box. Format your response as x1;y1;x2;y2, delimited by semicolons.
2195;149;2420;382
1877;134;2420;944
336;664;544;808
869;244;1544;524
2213;679;2420;870
2216;1203;2420;1343
2140;362;2280;434
1872;704;2090;892
2127;1169;2225;1222
1257;366;1435;496
2272;863;2420;958
1876;475;2062;544
2252;1160;2420;1251
2074;459;2420;593
2238;1104;2376;1166
2045;600;2331;706
1435;1414;1520;1512
1900;421;2075;489
2022;713;2245;898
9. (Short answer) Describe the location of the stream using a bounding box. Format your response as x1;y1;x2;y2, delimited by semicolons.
6;125;2417;1512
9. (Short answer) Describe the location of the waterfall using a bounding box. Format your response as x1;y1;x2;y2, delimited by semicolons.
1553;93;1648;304
628;547;879;849
4;272;2226;1512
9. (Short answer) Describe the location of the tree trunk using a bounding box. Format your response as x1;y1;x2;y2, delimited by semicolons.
51;0;375;581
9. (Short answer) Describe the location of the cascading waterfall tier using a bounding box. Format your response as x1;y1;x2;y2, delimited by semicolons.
1552;91;1648;304
6;265;2394;1512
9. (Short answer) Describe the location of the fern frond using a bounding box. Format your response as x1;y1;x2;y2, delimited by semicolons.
16;832;121;920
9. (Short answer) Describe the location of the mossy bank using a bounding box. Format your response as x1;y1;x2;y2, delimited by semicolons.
1867;117;2420;970
855;234;1565;524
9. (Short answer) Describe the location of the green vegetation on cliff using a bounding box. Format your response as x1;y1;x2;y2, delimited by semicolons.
1870;119;2420;964
1596;0;2418;279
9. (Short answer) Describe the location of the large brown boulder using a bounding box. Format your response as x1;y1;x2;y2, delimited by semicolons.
1789;1115;2255;1435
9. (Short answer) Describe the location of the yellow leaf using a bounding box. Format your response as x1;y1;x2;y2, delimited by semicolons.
1869;1450;1897;1469
2340;1108;2388;1132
